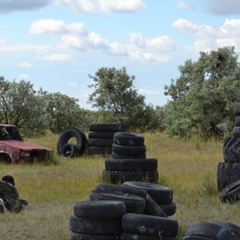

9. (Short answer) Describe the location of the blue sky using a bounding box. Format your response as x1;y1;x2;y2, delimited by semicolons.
1;0;240;109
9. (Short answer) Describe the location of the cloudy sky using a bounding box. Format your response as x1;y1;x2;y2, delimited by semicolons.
1;0;240;109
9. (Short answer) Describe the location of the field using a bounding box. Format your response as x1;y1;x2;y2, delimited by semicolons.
0;132;239;240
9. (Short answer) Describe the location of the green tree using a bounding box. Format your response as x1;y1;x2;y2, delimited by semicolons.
88;67;159;130
164;46;240;140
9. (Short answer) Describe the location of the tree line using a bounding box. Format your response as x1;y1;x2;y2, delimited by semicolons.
1;46;239;140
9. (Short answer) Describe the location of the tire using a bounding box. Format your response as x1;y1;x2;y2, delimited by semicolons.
234;102;240;116
95;182;147;199
105;158;158;171
121;232;178;240
89;191;146;214
102;170;159;184
112;152;146;159
89;124;129;132
57;128;86;155
112;144;146;155
159;202;177;216
181;237;215;240
223;137;240;163
73;200;126;219
123;181;173;204
87;138;113;147
232;126;240;137
87;146;112;156
212;221;240;238
144;194;168;218
217;162;240;192
183;222;238;240
88;131;116;139
121;213;178;237
70;232;119;240
69;215;121;235
113;132;144;146
219;179;240;203
234;116;240;126
60;144;79;158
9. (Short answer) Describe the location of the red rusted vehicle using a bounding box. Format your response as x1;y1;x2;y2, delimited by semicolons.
0;124;53;164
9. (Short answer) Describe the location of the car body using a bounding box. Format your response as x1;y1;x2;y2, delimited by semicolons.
0;124;54;164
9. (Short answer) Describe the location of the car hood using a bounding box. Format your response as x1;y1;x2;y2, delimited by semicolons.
0;140;53;151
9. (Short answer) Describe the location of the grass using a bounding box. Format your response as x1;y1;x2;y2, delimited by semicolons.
0;132;239;239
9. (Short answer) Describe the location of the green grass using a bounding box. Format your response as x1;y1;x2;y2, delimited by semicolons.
0;132;239;239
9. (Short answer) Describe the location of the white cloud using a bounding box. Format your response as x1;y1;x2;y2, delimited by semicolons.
138;88;159;96
41;53;72;61
177;0;192;9
18;74;30;80
19;62;33;68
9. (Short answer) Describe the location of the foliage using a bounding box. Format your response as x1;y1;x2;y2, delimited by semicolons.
164;46;240;140
88;66;162;131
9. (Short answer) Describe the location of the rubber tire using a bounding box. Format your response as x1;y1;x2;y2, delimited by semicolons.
234;102;240;115
60;144;79;158
234;116;240;126
112;152;146;159
182;237;215;240
57;128;86;155
89;191;146;214
102;170;159;184
105;158;158;171
95;182;147;199
212;221;240;238
88;131;116;139
121;232;178;240
89;123;129;132
219;179;240;203
183;222;238;240
69;215;121;234
112;144;146;155
217;162;240;192
223;137;240;163
232;126;240;137
87;138;113;147
121;213;178;237
159;202;177;216
70;232;119;240
123;181;173;204
73;200;126;219
113;132;144;146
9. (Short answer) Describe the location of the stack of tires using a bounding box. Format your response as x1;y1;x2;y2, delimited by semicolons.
69;200;126;240
181;221;240;240
87;124;129;156
102;132;159;183
57;128;87;158
218;103;240;203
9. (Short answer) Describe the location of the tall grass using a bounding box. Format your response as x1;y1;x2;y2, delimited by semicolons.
0;132;238;240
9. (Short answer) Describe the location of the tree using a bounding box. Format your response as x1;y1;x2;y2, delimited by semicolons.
88;67;159;130
164;46;240;140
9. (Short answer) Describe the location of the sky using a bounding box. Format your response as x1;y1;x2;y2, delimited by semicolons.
1;0;240;110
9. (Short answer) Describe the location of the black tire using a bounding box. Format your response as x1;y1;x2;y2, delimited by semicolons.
112;144;146;155
112;152;146;159
232;126;240;137
87;146;112;156
95;182;147;199
234;116;240;126
182;237;215;240
89;123;129;132
183;222;238;240
121;213;178;237
159;202;177;216
123;181;173;204
73;200;126;219
87;138;113;147
88;131;116;139
113;132;144;146
234;102;240;115
144;194;168;218
212;221;240;238
70;232;119;240
57;128;86;155
217;162;240;192
219;179;240;203
121;232;178;240
102;170;159;184
69;215;121;235
223;137;240;163
89;191;146;214
60;144;79;158
105;158;158;171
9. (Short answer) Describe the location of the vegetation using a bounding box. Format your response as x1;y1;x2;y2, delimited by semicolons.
0;132;239;240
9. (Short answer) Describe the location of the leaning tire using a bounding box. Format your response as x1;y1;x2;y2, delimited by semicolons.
60;144;79;158
219;179;240;203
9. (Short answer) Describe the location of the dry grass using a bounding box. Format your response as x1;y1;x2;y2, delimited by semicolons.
0;132;238;239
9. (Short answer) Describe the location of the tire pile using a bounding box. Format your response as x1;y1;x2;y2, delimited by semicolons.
102;132;159;183
57;128;87;158
69;181;178;240
181;221;240;240
87;124;129;156
218;103;240;203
